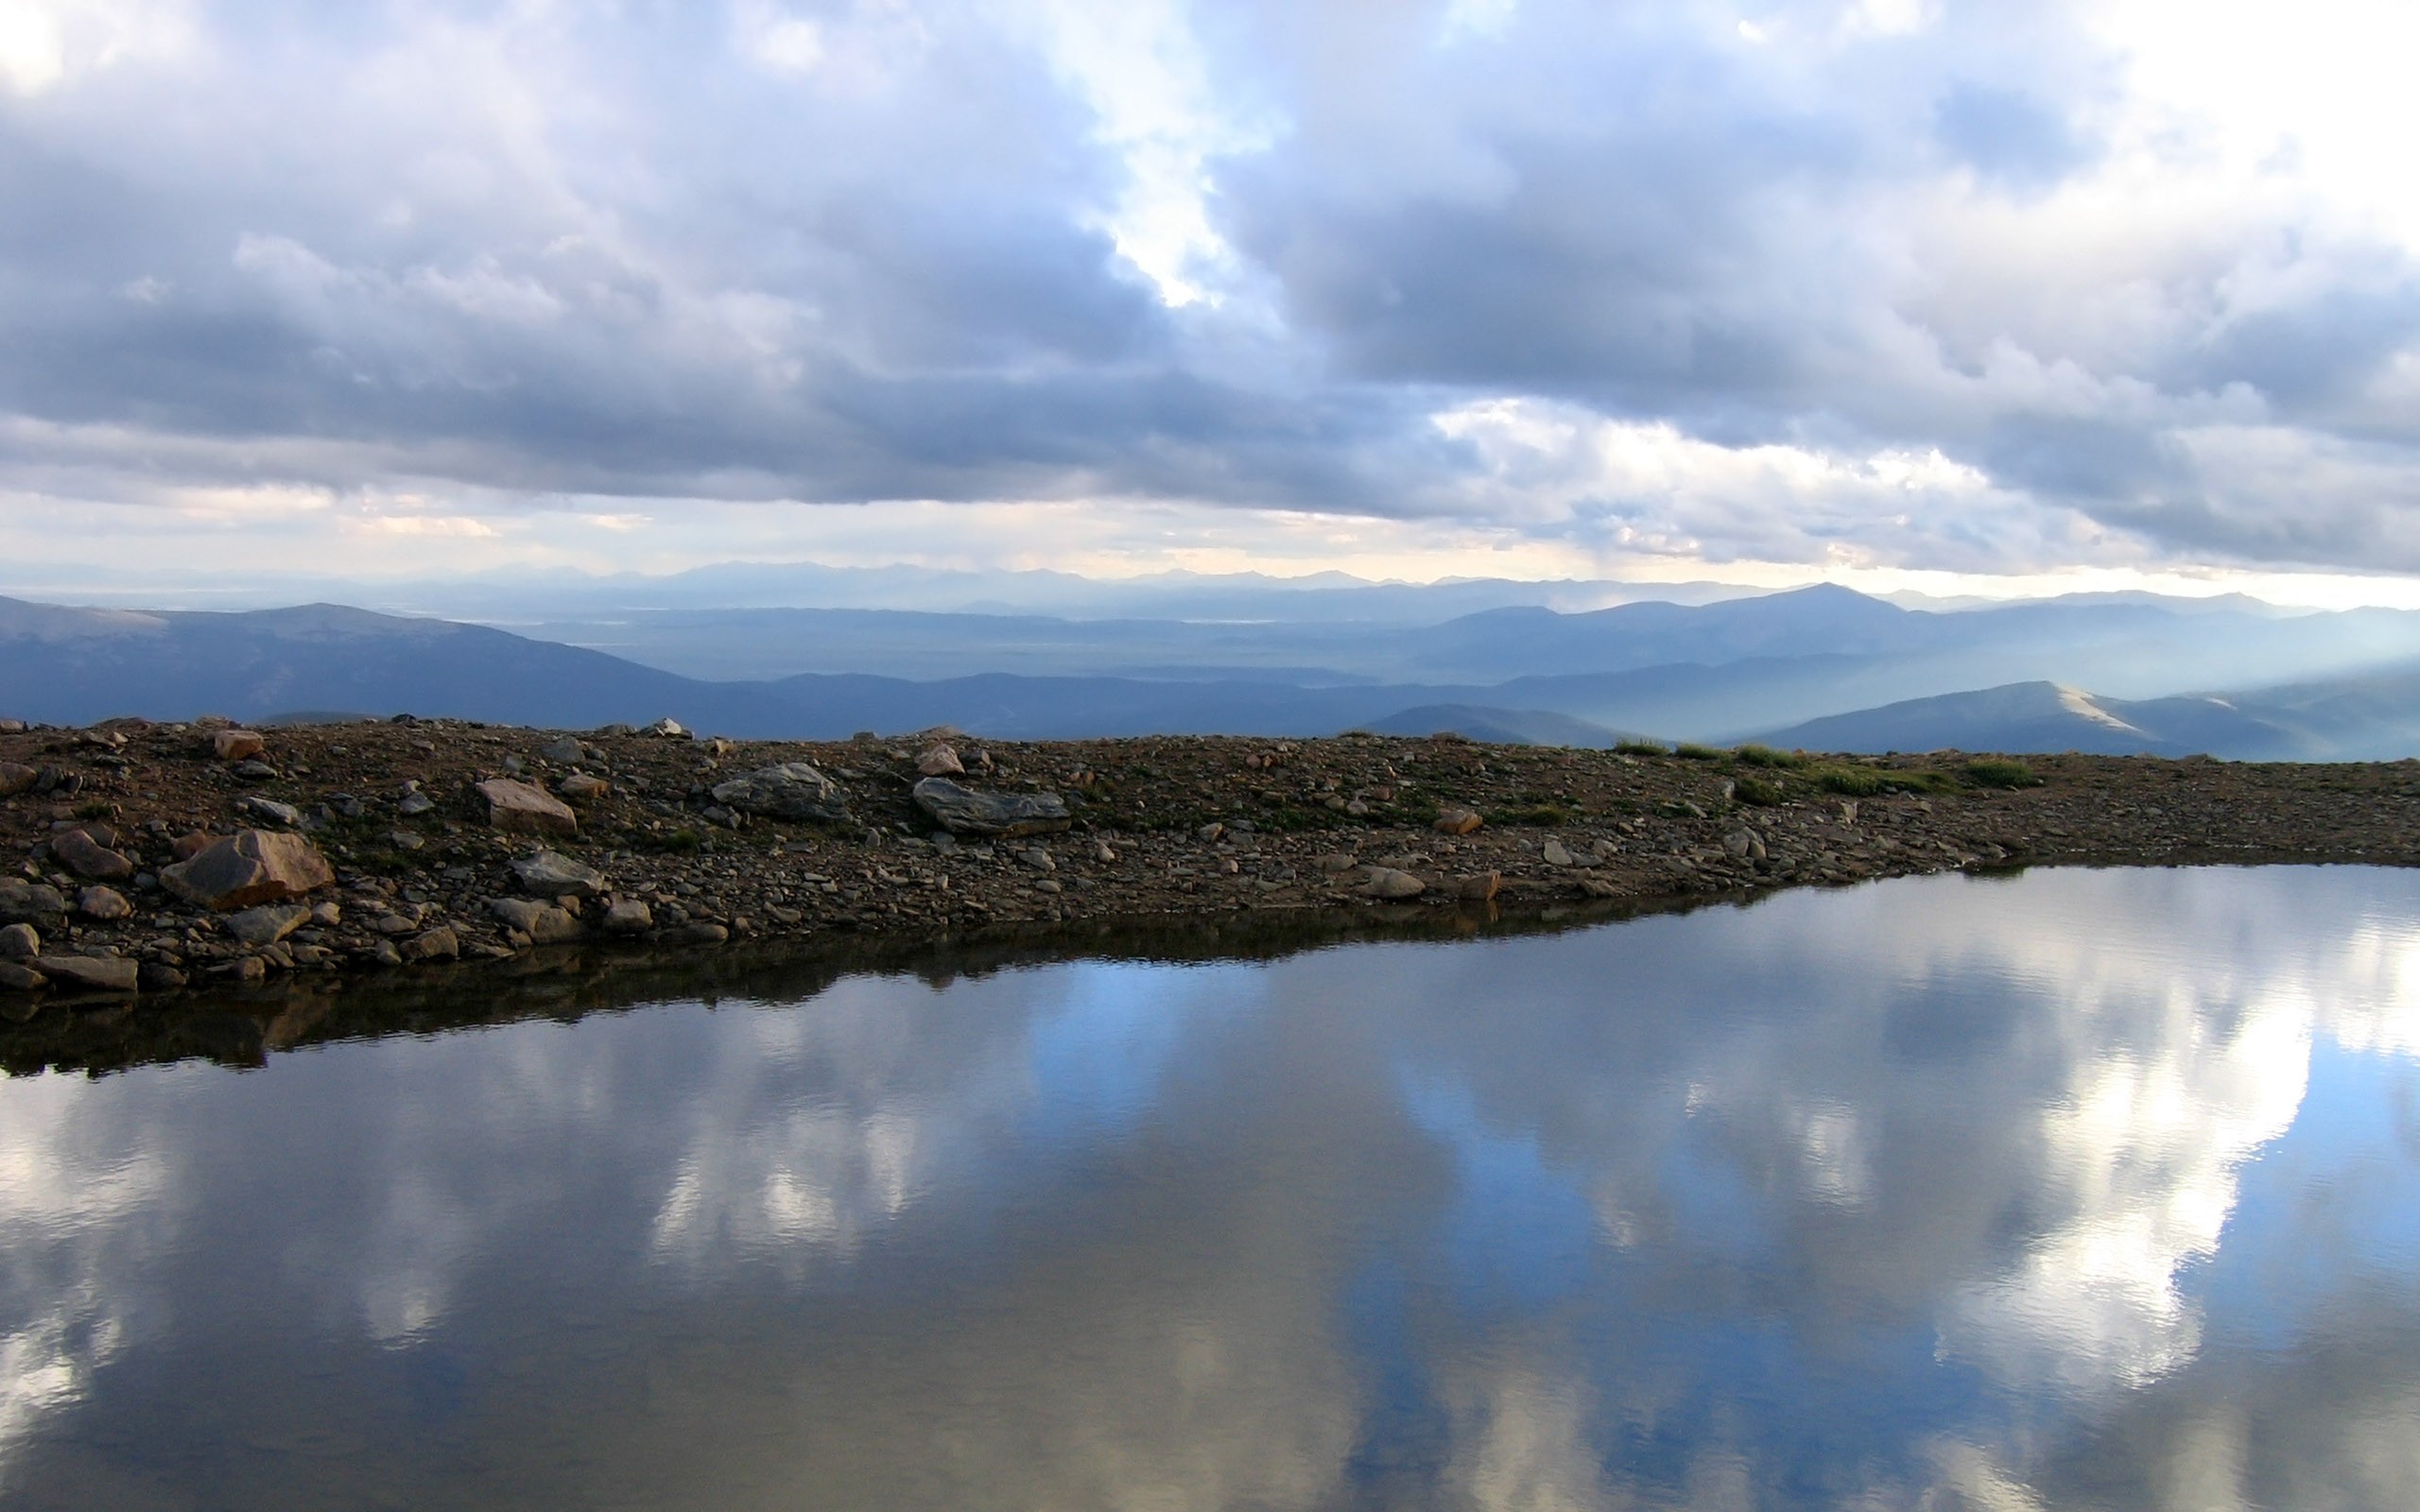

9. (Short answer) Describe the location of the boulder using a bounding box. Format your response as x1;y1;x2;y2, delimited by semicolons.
1433;807;1485;836
76;886;132;921
602;899;655;935
1358;868;1427;901
399;927;459;962
710;764;854;825
539;736;586;764
0;923;37;959
396;793;435;816
212;730;266;762
160;830;336;911
510;850;608;899
489;897;582;944
0;882;67;925
475;779;579;836
911;777;1071;838
0;762;36;798
224;902;311;946
916;744;965;777
1541;838;1575;868
52;829;134;882
557;773;610;802
0;961;43;992
645;718;688;738
32;954;139;993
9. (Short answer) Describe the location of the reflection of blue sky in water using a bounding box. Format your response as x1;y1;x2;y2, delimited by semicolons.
0;866;2417;1506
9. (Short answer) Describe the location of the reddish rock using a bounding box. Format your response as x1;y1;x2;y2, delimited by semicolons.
1433;807;1484;835
171;831;219;862
475;779;579;836
212;730;267;762
51;828;133;882
160;829;336;911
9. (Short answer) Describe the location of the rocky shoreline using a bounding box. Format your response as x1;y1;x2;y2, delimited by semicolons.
5;713;2418;1013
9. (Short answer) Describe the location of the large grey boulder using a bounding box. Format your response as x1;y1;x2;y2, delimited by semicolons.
51;829;133;882
1;882;70;926
489;897;583;944
911;777;1072;838
710;764;853;824
160;830;336;911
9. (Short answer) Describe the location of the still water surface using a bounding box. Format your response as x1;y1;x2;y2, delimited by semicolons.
4;866;2419;1509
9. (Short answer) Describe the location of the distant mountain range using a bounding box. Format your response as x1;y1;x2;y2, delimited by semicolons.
5;586;2418;760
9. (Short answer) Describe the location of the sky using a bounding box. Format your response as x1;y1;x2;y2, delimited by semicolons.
4;0;2420;606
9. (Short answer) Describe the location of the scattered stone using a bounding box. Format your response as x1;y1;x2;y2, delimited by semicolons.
558;773;610;801
1434;808;1484;835
235;796;302;828
1456;871;1501;902
539;736;587;765
602;899;654;935
212;956;268;985
52;829;134;882
1316;852;1357;873
1016;848;1056;871
475;778;579;836
511;850;608;899
1578;877;1623;899
224;903;311;946
0;883;66;926
646;718;689;738
0;962;44;992
1198;822;1225;842
1722;830;1769;862
76;886;132;921
0;923;37;959
212;730;266;762
916;744;964;777
1359;867;1427;900
137;962;188;990
489;897;582;944
912;777;1072;837
1541;838;1575;868
160;830;337;911
1094;842;1118;864
396;792;435;816
231;759;279;782
710;764;853;824
32;954;139;993
400;927;459;963
0;763;35;798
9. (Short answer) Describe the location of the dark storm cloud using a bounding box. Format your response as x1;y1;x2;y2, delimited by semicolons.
2;0;2418;573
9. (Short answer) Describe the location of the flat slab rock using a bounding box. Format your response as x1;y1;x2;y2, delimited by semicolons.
160;830;336;912
709;764;853;824
32;954;139;993
476;779;579;836
510;850;607;899
911;777;1072;838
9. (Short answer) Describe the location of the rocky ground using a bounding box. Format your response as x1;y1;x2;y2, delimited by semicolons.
4;713;2417;1014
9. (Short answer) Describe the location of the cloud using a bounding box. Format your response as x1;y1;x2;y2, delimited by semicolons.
0;0;2417;581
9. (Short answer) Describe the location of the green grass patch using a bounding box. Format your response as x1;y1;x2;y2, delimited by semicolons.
1613;739;1669;757
1732;744;1808;769
1962;759;2041;789
1673;743;1727;762
1486;804;1572;827
1732;776;1787;806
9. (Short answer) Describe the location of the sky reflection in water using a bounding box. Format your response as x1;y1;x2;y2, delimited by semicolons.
2;866;2417;1509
